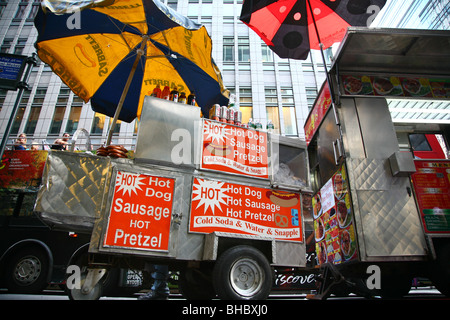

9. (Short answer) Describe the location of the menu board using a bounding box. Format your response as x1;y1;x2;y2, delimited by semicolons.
341;75;450;99
313;164;357;265
201;119;269;179
103;171;175;252
189;177;303;242
411;160;450;233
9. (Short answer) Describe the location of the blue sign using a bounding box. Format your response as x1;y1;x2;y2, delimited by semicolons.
0;53;27;90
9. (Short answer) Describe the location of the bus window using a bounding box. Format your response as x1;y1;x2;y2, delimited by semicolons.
410;133;447;159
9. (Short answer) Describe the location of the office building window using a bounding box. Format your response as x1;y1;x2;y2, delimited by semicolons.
49;88;69;134
282;106;297;136
24;88;46;134
1;38;12;53
223;37;234;62
11;91;30;135
65;106;82;134
266;106;280;134
167;0;177;10
239;87;252;124
238;37;250;62
261;44;273;63
91;112;106;135
109;117;121;135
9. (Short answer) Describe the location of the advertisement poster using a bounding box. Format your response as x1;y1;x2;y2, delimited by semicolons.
313;165;357;265
341;74;450;99
189;178;302;242
411;160;450;233
0;150;47;189
201;120;269;179
103;171;175;252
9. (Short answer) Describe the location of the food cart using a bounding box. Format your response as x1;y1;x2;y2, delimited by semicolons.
305;27;450;299
34;97;310;300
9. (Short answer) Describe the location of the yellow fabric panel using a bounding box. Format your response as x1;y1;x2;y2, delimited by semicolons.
36;32;142;102
92;0;148;34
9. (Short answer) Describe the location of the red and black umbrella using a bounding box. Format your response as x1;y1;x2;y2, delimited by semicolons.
240;0;387;60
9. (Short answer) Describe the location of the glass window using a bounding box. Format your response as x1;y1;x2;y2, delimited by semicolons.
266;106;280;134
109;117;121;135
409;134;432;151
11;107;26;135
11;91;30;135
65;106;82;134
49;106;66;134
282;106;297;136
240;106;252;125
223;37;234;62
167;0;177;11
24;106;41;134
91;112;105;135
238;38;250;62
261;44;273;63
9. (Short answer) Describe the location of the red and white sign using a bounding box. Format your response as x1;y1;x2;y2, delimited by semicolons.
304;82;332;146
103;171;175;252
189;178;303;242
201;120;269;179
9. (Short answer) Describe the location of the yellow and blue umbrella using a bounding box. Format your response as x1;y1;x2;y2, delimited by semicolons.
34;0;229;139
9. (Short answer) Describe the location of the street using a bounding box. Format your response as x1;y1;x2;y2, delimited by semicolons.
0;287;446;300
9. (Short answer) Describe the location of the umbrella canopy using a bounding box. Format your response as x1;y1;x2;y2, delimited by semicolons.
240;0;387;60
34;0;229;125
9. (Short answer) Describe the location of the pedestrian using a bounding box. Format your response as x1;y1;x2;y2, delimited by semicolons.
14;133;27;150
138;264;170;300
51;132;70;150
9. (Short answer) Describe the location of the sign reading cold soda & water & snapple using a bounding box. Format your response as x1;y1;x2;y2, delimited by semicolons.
103;171;175;252
201;120;269;179
189;177;303;242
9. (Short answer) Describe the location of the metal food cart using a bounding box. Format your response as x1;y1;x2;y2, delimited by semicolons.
34;96;310;300
305;27;450;299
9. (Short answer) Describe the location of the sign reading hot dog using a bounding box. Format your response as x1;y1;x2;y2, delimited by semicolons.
103;171;175;252
189;178;303;242
201;120;269;179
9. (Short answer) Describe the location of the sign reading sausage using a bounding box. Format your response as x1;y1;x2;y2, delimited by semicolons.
201;120;269;179
103;171;175;252
189;178;303;242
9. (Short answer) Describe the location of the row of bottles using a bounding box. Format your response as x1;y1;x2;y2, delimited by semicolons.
150;86;275;133
151;85;196;106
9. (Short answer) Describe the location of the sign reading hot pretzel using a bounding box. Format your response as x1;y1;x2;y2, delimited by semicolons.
201;120;269;179
189;178;303;242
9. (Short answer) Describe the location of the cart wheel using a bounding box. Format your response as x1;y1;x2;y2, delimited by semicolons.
179;267;216;300
68;273;103;300
379;272;412;299
430;243;450;297
213;245;272;300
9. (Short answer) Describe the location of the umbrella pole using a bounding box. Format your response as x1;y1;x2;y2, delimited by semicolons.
106;35;148;146
306;0;338;117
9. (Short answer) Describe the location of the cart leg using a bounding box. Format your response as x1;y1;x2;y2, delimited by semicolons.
307;263;344;300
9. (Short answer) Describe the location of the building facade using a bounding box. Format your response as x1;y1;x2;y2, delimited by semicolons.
0;0;448;150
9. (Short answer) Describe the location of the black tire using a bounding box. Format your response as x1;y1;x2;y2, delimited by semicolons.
5;247;49;294
379;273;412;299
213;245;272;300
430;244;450;297
179;267;216;300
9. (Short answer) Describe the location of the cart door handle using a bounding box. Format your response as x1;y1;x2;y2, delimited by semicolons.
172;213;182;224
333;139;343;165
